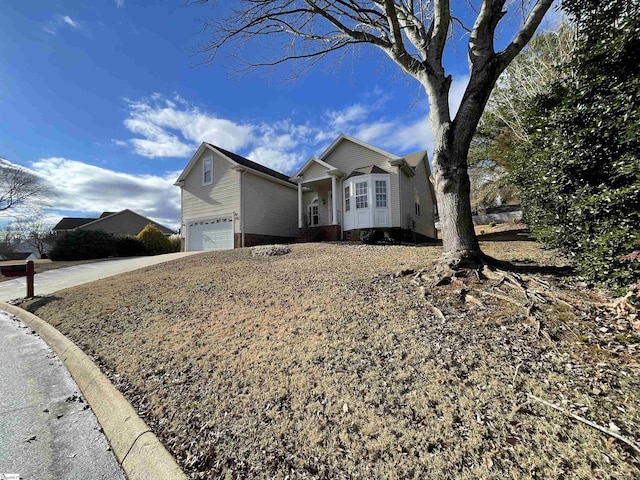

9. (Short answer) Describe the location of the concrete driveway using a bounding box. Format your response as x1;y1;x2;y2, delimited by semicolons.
0;252;201;302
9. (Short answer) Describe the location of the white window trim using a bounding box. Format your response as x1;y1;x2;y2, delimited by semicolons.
202;156;213;186
375;179;388;208
343;173;391;230
355;181;368;209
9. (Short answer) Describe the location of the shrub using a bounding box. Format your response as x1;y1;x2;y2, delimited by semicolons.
360;229;382;245
115;235;147;257
50;230;117;261
137;224;171;255
510;1;640;294
167;234;182;253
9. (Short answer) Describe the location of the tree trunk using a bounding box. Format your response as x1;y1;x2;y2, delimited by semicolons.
431;122;483;270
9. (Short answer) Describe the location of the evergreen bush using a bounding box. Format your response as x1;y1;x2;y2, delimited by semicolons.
510;0;640;294
50;230;117;261
167;234;182;253
115;235;147;257
137;224;172;255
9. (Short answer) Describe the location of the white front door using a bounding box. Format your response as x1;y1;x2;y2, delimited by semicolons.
308;198;319;226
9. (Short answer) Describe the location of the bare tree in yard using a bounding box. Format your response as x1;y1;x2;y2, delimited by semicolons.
0;159;51;216
7;219;56;258
190;0;554;273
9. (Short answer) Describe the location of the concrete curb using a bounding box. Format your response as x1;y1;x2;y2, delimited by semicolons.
1;302;188;480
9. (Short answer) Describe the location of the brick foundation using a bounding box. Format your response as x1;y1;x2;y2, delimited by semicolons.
234;233;296;248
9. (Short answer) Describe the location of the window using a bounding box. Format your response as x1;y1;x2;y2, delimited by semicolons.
344;185;351;212
203;156;213;185
375;180;387;208
355;181;368;209
414;188;421;217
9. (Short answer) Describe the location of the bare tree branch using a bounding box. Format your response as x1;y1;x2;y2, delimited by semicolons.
0;160;52;217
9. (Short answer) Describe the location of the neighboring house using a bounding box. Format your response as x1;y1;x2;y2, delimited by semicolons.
53;209;174;237
472;204;523;226
12;240;54;260
174;143;299;251
290;135;437;241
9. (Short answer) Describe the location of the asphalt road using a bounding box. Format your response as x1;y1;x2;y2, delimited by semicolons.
0;311;126;480
0;252;200;302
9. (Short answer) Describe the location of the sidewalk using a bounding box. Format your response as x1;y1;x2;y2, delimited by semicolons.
0;311;125;479
0;252;200;302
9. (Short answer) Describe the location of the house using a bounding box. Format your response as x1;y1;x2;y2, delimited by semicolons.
291;135;437;241
174;143;299;251
53;209;174;237
175;135;437;252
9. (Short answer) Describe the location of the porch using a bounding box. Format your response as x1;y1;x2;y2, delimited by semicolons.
294;172;343;230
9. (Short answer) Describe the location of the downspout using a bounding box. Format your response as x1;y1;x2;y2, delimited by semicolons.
241;169;246;248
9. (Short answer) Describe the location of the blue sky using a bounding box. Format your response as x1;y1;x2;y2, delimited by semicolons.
0;1;561;229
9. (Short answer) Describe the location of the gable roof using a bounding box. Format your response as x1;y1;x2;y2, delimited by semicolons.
404;151;428;168
78;209;175;235
290;156;337;180
318;134;403;162
175;142;294;186
53;217;96;231
345;165;389;179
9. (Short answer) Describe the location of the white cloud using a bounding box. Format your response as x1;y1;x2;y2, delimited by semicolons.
122;97;254;158
44;15;83;35
115;0;124;8
61;16;78;29
31;158;180;228
117;90;445;175
246;147;301;174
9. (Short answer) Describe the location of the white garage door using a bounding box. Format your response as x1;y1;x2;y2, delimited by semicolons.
187;217;234;251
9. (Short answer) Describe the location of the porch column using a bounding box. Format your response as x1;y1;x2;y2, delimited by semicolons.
298;181;304;228
331;175;338;225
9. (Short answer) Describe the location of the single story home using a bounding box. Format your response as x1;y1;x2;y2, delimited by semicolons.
53;209;174;237
291;134;437;242
176;135;437;251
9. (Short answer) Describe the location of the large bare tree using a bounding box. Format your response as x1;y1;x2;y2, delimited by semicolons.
0;159;51;217
191;0;554;271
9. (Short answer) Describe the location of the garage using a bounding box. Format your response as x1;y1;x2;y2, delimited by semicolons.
186;216;234;251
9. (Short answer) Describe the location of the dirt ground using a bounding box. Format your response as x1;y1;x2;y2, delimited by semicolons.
19;242;639;479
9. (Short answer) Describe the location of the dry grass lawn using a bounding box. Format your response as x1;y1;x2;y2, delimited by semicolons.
19;242;639;479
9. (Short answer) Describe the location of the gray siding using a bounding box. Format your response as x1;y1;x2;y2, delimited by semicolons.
409;161;437;238
80;211;173;237
181;150;241;234
302;161;330;181
324;141;391;175
243;173;298;238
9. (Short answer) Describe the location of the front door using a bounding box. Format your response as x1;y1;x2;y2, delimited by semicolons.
308;198;319;226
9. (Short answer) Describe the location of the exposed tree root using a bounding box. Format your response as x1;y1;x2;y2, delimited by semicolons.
417;251;578;330
528;393;640;455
